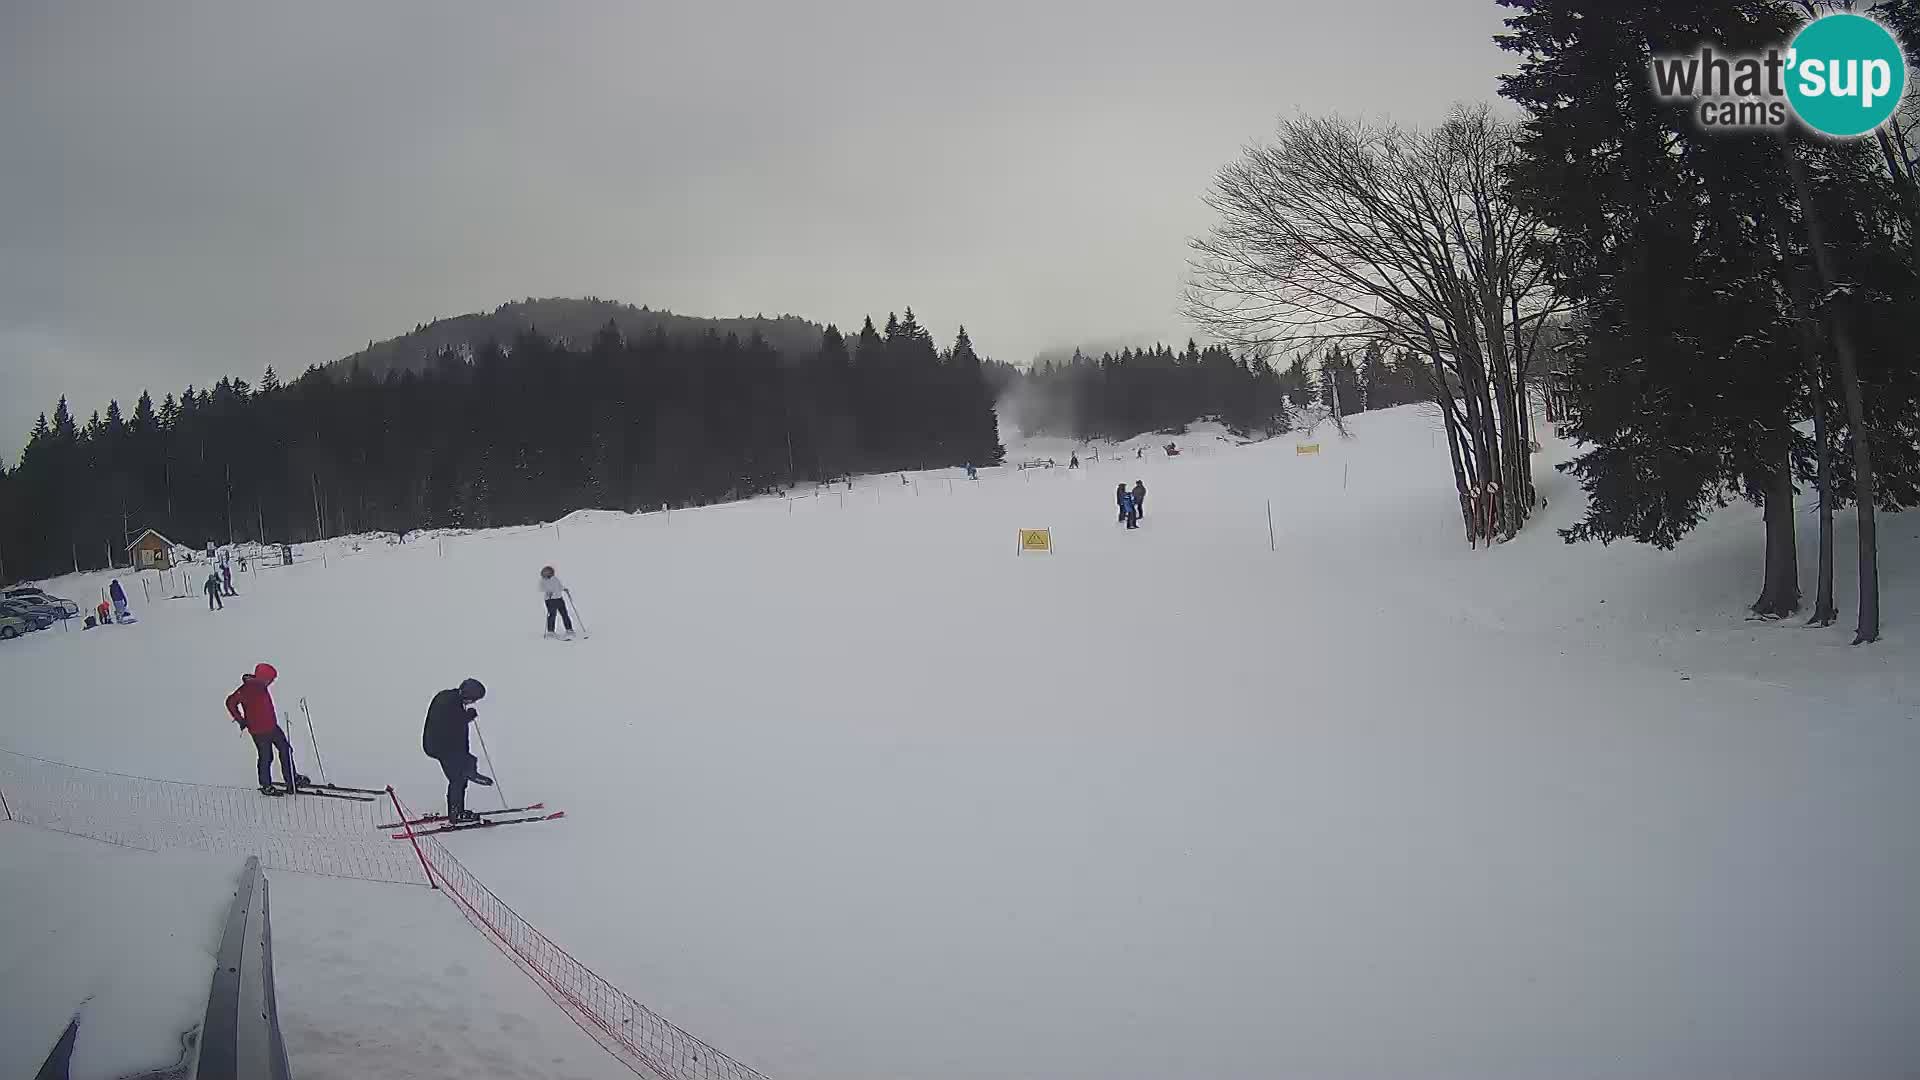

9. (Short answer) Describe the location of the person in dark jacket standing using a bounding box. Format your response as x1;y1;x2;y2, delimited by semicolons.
1131;480;1147;520
205;570;224;610
227;662;306;794
1116;483;1129;524
423;678;492;824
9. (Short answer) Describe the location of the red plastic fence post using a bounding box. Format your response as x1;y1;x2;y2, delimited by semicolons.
388;786;437;889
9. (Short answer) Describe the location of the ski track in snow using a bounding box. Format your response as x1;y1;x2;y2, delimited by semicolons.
2;406;1917;1079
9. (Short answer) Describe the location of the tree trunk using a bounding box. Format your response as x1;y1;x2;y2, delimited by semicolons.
1809;383;1838;626
1492;358;1526;538
1753;443;1800;618
1786;142;1880;643
1511;300;1537;510
1424;339;1477;545
1452;335;1497;542
1874;127;1920;241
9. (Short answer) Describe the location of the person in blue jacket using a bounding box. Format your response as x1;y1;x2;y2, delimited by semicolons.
108;578;129;622
1115;483;1129;524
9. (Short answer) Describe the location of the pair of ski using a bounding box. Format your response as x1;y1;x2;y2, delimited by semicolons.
381;802;565;837
261;780;383;802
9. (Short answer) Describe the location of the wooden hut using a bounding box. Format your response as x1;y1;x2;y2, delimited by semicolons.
126;529;178;570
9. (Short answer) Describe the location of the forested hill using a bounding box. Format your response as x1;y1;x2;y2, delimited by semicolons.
330;297;827;380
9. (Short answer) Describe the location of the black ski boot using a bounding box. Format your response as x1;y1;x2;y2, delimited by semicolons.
293;773;312;786
260;784;285;796
447;807;481;825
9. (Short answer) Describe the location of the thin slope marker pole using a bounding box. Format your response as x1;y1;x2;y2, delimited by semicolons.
298;698;330;784
564;588;590;638
472;721;508;810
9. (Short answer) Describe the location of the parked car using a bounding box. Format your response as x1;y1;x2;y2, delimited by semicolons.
0;612;25;639
0;599;54;631
2;586;78;617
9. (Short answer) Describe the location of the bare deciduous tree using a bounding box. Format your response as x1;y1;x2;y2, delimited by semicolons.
1186;104;1565;545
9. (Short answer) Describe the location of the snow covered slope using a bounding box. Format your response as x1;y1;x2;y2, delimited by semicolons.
3;404;1916;1079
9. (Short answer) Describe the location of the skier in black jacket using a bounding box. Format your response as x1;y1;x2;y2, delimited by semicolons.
423;678;492;824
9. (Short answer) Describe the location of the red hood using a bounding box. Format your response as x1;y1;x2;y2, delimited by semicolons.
227;676;279;734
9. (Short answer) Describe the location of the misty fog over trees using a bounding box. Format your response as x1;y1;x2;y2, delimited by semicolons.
997;342;1288;440
997;340;1434;442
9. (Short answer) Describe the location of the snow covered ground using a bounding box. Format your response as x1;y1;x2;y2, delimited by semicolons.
2;403;1916;1079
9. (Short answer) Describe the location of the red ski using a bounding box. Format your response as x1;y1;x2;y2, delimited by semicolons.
376;803;546;830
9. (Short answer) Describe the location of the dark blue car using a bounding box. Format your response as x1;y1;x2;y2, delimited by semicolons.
0;599;56;631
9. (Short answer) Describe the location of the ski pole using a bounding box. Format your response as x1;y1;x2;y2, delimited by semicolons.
299;698;330;784
472;719;508;808
564;588;590;637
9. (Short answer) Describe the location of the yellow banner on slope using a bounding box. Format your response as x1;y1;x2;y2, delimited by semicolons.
1017;528;1053;554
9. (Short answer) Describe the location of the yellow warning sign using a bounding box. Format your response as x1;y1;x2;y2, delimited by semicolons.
1017;528;1053;554
1296;443;1321;455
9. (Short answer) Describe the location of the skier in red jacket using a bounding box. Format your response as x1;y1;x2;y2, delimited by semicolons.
226;662;307;794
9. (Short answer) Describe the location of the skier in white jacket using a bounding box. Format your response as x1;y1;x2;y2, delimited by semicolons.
539;565;574;639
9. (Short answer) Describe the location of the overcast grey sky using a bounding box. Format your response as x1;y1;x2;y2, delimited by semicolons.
0;1;1513;456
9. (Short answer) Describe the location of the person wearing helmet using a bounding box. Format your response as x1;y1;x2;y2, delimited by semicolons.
226;662;307;794
538;565;573;640
423;677;493;824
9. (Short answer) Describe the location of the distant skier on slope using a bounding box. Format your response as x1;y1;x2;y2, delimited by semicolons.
204;570;224;610
423;678;492;824
221;561;236;597
1069;453;1079;469
1131;480;1147;520
226;662;307;794
539;565;574;639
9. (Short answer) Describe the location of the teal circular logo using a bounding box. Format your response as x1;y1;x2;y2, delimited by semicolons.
1786;14;1907;137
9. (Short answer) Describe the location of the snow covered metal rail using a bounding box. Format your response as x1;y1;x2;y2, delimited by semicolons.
197;856;295;1080
418;835;774;1080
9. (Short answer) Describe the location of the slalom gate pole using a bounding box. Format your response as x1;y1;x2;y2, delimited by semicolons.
298;698;330;784
564;588;590;636
472;720;508;809
388;787;437;889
